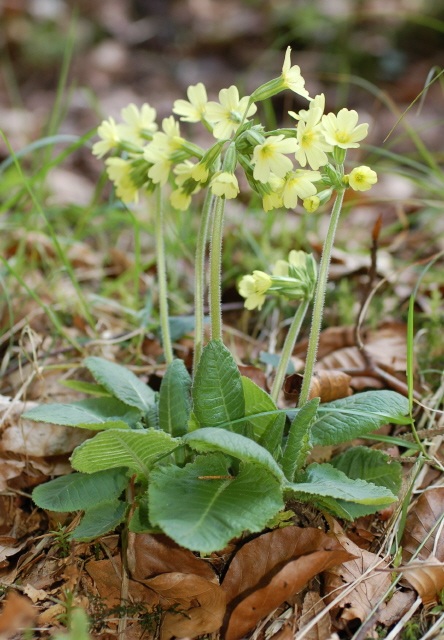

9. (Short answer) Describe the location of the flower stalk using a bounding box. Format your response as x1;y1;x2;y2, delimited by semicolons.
297;187;345;407
154;185;174;365
192;190;215;374
270;298;310;403
208;195;226;341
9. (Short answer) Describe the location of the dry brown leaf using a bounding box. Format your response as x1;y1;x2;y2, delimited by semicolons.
401;558;444;606
298;591;332;640
142;572;226;640
85;556;159;610
401;487;444;563
283;370;352;403
22;583;49;603
127;533;217;582
0;591;36;637
221;527;353;640
324;522;412;629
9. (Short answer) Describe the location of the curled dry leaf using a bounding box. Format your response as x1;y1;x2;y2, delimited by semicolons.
127;532;217;582
401;487;444;563
400;558;444;606
142;572;226;640
324;522;414;629
283;370;352;403
221;526;353;640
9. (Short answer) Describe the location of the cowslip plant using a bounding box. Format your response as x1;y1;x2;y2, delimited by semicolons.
24;48;411;553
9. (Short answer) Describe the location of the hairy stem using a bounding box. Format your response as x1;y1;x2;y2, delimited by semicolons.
270;299;310;403
208;196;226;341
192;190;215;375
298;188;345;407
154;186;173;365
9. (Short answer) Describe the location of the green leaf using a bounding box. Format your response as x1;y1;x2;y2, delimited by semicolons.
282;398;319;481
309;391;410;446
242;377;278;440
60;380;111;397
258;413;285;460
71;429;179;476
32;468;129;512
158;359;191;436
23;397;142;430
84;356;156;412
330;446;402;496
149;454;284;553
70;500;127;541
128;493;160;533
183;427;285;482
288;462;396;505
192;340;245;432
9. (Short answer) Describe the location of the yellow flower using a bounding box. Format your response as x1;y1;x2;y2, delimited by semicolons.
281;170;320;209
252;135;299;183
210;171;239;199
205;86;257;139
170;188;192;211
302;195;320;213
321;109;368;149
281;47;311;100
144;117;184;185
92;117;121;158
294;104;332;170
173;83;208;123
238;271;272;310
119;103;157;145
289;93;325;122
347;166;378;191
105;157;139;203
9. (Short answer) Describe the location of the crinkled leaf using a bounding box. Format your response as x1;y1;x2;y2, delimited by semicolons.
282;398;319;481
241;377;278;440
70;500;127;541
22;397;141;430
309;391;410;446
149;453;284;553
71;428;179;476
288;462;396;505
32;468;129;512
183;427;284;482
84;356;156;412
158;359;191;436
192;340;245;432
331;446;402;495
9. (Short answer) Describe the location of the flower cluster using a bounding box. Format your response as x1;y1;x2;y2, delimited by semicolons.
92;47;377;210
238;250;317;310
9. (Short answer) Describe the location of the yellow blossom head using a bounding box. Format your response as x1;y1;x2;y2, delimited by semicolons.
210;171;239;199
281;47;311;100
346;166;378;192
238;271;272;310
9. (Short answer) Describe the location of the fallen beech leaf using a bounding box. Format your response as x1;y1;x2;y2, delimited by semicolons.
401;488;444;562
283;370;352;403
298;591;332;640
141;572;226;640
85;556;159;609
221;527;352;640
401;558;444;605
128;533;217;582
0;591;36;635
324;522;413;628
